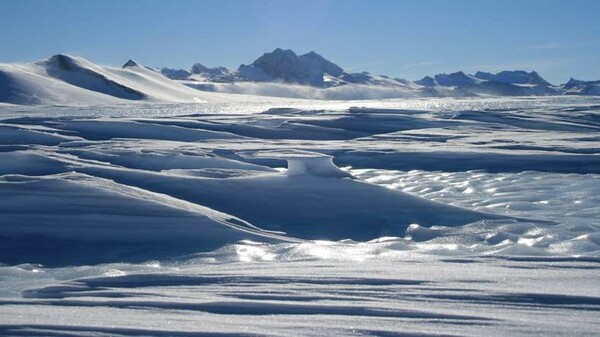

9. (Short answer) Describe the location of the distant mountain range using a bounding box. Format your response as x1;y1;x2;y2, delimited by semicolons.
1;48;599;105
162;48;600;98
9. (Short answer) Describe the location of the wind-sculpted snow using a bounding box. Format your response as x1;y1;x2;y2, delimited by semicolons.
0;97;599;336
1;256;598;336
0;97;599;263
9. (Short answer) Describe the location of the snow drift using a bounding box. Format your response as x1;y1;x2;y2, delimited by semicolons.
3;98;598;266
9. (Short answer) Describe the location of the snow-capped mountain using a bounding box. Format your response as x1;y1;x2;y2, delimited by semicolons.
163;49;413;89
433;71;482;87
237;49;351;87
0;54;260;105
239;48;321;85
563;78;600;95
163;49;584;98
473;70;552;86
162;63;237;82
2;50;600;105
415;70;561;96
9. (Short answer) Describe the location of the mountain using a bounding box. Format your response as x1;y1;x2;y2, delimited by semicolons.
163;48;415;90
162;63;237;82
0;54;256;105
434;71;482;87
299;51;344;78
2;50;600;105
474;70;552;86
415;72;479;88
239;48;314;84
415;69;561;96
122;59;141;68
160;48;588;99
563;78;600;95
160;67;192;80
415;76;436;87
237;48;346;86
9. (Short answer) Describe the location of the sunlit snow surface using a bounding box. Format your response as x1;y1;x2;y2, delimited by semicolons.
0;97;599;336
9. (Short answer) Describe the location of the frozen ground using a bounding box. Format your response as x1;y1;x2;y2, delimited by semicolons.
0;96;599;336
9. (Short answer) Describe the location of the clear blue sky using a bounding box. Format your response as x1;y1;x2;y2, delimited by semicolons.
1;0;599;83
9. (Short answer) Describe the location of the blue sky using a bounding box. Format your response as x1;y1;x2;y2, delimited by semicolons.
1;0;599;83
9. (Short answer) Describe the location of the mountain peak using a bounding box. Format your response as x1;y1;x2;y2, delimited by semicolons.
45;53;77;64
299;51;343;77
237;48;344;85
434;71;479;87
122;59;141;68
271;48;298;56
43;54;87;71
244;48;310;84
415;76;437;87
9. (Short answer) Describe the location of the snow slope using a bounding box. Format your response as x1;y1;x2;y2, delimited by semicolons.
0;54;273;105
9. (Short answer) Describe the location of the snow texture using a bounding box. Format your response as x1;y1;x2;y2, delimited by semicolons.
0;96;599;336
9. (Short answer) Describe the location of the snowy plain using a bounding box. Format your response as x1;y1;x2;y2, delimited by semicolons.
0;96;599;336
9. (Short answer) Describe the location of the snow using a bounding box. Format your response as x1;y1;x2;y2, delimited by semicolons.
0;54;283;105
0;96;599;336
2;52;600;105
252;150;351;177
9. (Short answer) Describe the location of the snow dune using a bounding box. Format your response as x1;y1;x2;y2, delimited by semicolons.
0;170;290;265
